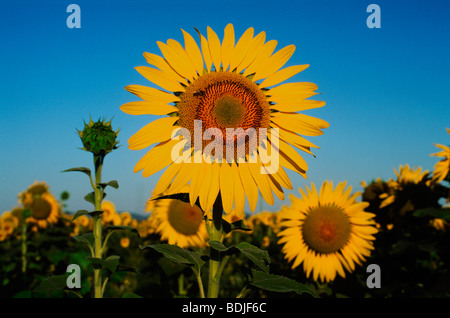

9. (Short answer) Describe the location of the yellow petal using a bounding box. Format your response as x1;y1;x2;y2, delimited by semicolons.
267;173;284;200
181;29;204;75
278;139;308;171
271;113;329;136
253;44;296;81
195;28;212;73
220;163;234;213
231;161;245;215
248;160;274;206
259;64;309;89
134;140;180;177
243;39;277;77
221;24;235;72
236;31;266;74
229;27;254;72
189;160;204;206
120;101;177;116
125;85;180;103
128;117;179;150
135;66;184;92
271;126;319;151
270;100;326;113
238;162;259;212
206;162;221;211
158;40;197;82
143;52;188;85
169;161;193;193
153;162;183;195
199;162;213;211
266;82;318;95
207;26;222;71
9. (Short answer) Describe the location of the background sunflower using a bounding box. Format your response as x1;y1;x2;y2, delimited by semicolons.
277;181;378;283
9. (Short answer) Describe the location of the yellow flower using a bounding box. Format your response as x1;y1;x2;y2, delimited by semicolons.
149;187;208;248
277;181;378;283
430;128;450;183
379;164;429;209
120;212;133;226
19;182;61;229
120;237;131;248
101;200;118;225
121;24;328;216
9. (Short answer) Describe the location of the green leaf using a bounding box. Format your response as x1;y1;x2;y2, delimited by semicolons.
413;207;450;221
209;240;230;252
72;210;89;221
84;192;106;206
106;225;140;237
33;274;69;293
86;255;120;275
98;180;119;190
250;269;318;298
152;193;202;210
234;242;270;273
62;167;92;177
142;244;205;274
222;219;252;234
72;233;94;247
209;241;270;273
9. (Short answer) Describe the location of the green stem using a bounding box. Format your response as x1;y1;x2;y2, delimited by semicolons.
194;269;206;298
21;222;27;274
93;154;104;298
207;195;224;298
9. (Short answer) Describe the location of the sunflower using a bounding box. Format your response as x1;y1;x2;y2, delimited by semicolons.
101;200;121;226
379;164;430;209
19;182;61;229
121;24;328;215
148;187;208;248
277;181;378;283
430;128;450;184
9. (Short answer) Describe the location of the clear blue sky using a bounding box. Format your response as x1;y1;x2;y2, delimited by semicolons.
1;0;449;216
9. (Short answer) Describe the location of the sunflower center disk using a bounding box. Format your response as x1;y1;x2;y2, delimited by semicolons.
177;72;270;162
167;200;203;236
31;197;52;220
301;205;351;254
213;95;245;128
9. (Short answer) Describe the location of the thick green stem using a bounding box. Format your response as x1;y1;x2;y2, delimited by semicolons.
93;154;104;298
207;195;224;298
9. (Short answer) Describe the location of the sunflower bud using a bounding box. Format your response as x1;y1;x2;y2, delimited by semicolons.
78;118;119;157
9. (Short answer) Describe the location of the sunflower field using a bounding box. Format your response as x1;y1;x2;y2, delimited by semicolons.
1;24;450;301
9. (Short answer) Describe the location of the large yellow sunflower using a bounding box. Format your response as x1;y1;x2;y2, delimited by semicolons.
148;187;208;248
277;181;378;283
430;128;450;184
121;24;328;215
19;181;61;229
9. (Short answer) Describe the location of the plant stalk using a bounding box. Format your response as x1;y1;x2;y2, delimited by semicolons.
93;154;104;298
207;195;224;298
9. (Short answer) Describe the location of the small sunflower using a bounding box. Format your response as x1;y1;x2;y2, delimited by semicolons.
101;200;121;226
149;187;208;248
379;164;430;209
430;128;450;184
121;23;328;216
19;182;60;229
277;181;378;283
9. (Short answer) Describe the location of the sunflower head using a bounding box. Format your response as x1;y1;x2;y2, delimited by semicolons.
121;23;328;215
277;181;378;283
78;117;119;157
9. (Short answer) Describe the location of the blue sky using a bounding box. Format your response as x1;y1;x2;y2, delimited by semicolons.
1;0;449;216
